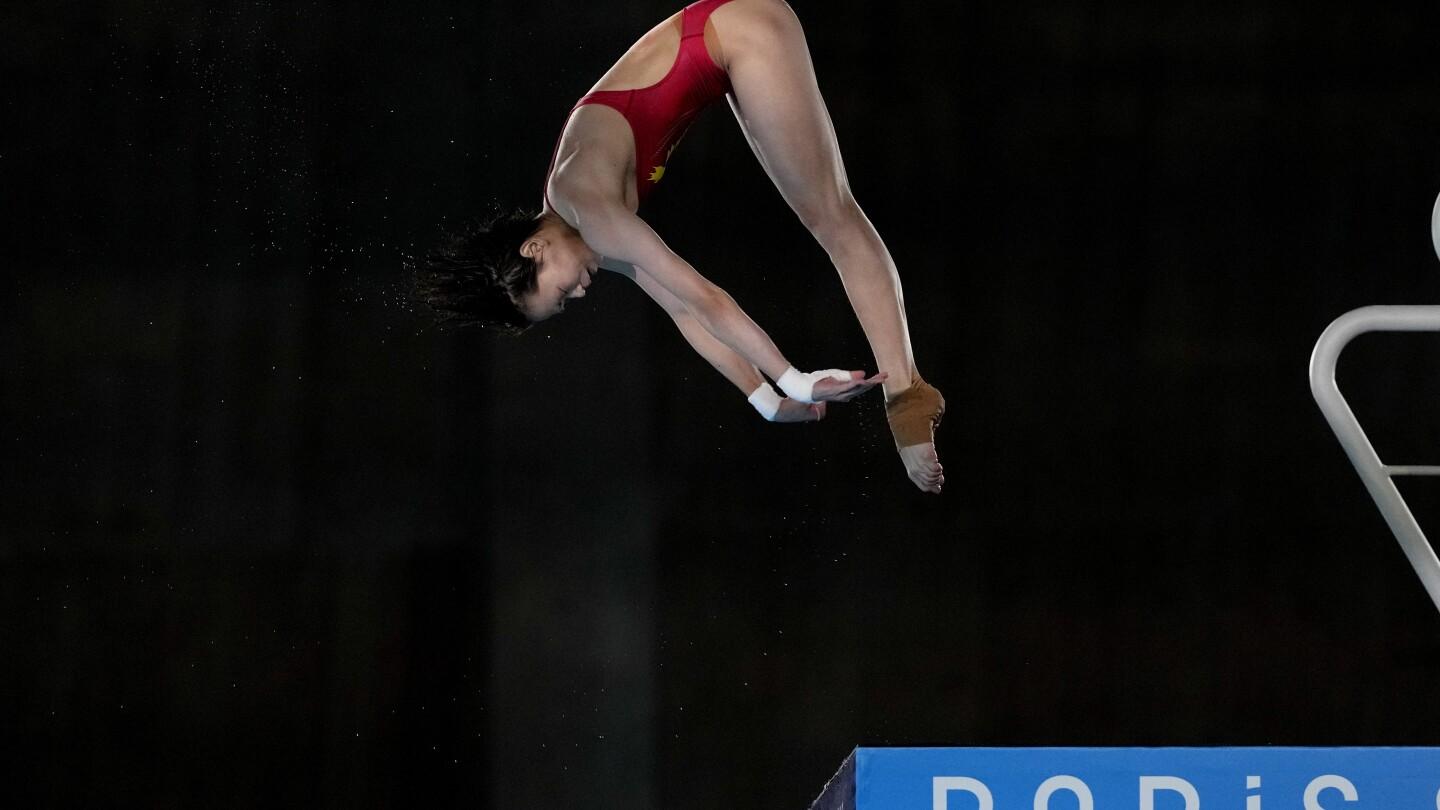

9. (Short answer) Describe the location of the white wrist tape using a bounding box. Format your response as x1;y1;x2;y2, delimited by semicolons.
775;366;851;403
747;382;783;421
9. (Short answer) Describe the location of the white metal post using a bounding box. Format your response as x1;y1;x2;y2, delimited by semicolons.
1309;305;1440;616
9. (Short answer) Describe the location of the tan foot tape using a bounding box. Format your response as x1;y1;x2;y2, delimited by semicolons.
885;376;946;449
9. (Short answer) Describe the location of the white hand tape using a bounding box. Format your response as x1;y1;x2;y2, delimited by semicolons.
775;366;852;403
747;382;783;421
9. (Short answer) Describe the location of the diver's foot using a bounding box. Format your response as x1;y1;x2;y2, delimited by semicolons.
899;441;944;494
885;376;946;495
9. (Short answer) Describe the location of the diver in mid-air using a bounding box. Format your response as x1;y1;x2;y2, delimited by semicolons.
416;0;945;493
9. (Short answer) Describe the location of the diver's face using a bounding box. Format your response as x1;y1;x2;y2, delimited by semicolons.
518;227;600;321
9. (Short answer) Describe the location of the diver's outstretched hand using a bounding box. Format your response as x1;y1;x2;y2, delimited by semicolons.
810;370;887;403
773;398;827;423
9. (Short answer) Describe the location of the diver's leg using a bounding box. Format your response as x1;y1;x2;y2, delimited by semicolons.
709;0;944;492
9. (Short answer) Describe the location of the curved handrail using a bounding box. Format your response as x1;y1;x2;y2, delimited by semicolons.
1309;305;1440;616
1432;191;1440;262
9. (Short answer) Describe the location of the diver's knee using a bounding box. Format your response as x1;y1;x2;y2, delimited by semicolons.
796;191;863;245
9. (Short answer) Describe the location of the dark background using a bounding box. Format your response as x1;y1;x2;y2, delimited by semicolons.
4;0;1440;806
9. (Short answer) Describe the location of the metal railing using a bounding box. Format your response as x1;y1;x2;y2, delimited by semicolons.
1432;193;1440;263
1309;305;1440;615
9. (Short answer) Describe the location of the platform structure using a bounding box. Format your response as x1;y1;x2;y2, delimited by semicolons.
1304;197;1440;619
810;747;1440;810
1310;305;1440;617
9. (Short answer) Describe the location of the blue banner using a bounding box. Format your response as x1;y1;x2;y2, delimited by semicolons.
852;748;1440;810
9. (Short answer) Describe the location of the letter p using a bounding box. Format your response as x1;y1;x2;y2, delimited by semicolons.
933;777;994;810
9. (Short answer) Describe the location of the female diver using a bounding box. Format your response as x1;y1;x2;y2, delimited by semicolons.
416;0;946;493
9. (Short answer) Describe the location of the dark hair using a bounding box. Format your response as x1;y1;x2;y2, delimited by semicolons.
411;206;543;334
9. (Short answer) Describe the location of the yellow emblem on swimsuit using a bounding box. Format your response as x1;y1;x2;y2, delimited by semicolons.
649;141;679;183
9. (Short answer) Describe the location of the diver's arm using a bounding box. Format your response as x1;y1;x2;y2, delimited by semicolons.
576;202;881;403
578;204;790;380
601;257;823;422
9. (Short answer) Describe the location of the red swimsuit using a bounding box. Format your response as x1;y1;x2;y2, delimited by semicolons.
543;0;736;209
